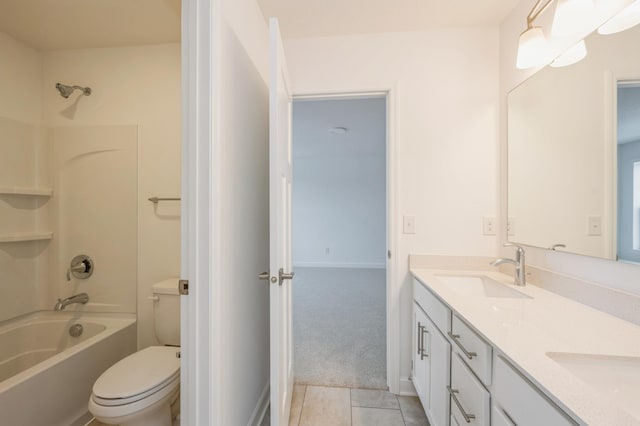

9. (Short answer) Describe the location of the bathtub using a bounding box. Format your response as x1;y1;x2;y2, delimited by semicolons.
0;311;136;426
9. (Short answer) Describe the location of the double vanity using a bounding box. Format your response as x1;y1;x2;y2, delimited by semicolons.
410;258;640;426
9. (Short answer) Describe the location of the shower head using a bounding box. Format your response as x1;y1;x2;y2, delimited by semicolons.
55;83;92;98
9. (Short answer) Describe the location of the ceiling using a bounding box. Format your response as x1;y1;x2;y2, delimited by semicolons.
293;97;386;160
257;0;520;39
0;0;181;51
0;0;520;50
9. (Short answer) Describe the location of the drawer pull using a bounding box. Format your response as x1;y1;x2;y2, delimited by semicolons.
417;322;423;355
447;386;476;423
420;326;429;360
448;332;477;360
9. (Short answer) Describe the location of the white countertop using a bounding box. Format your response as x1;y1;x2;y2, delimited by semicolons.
411;268;640;426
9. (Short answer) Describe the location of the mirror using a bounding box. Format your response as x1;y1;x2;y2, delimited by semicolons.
508;23;640;262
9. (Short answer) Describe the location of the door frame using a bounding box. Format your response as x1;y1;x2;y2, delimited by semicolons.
181;0;223;424
291;88;401;393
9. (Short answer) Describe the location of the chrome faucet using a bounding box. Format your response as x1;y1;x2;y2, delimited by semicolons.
491;243;526;286
54;293;90;311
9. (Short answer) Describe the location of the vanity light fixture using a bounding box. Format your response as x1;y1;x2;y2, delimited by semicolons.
516;0;555;69
598;0;640;34
551;0;596;37
550;39;588;67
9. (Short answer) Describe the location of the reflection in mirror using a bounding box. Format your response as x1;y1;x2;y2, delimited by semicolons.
508;23;640;261
617;83;640;263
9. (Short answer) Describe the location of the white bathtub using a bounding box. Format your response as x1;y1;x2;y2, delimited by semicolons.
0;311;136;426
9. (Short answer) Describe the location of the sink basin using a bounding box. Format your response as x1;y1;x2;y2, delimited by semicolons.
434;274;532;299
546;352;640;419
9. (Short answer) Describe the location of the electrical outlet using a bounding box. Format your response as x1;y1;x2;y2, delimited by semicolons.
325;247;330;255
507;217;516;236
403;216;416;234
483;217;497;235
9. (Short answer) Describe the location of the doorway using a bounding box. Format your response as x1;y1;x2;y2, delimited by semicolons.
291;95;388;389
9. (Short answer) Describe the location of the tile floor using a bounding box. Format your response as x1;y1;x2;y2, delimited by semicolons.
88;386;429;426
262;385;430;426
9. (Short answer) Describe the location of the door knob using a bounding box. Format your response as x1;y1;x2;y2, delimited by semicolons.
278;268;294;286
259;272;278;283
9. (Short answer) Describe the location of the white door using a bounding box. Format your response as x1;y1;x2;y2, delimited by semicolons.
269;17;294;426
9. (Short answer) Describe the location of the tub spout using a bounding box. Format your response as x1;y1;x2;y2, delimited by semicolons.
54;293;89;311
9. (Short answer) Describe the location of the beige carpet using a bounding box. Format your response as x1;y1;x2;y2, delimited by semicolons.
293;267;387;389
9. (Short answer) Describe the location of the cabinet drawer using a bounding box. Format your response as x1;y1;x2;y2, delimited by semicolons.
450;315;492;385
492;355;576;426
450;353;490;426
413;278;451;333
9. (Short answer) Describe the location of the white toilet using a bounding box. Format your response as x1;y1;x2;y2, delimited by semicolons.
88;279;180;426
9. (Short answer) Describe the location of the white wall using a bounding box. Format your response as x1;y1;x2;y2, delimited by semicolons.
292;98;386;268
285;28;500;392
42;44;181;348
500;1;640;296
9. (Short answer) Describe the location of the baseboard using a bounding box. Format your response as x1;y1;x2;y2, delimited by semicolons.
293;261;386;269
398;376;417;396
247;380;270;426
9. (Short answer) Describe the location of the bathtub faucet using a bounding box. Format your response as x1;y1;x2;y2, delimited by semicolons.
54;293;90;311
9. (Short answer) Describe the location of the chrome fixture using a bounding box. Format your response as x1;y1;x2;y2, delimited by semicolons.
54;293;89;311
490;243;526;286
69;323;84;337
148;197;181;204
67;254;94;281
55;82;92;98
448;331;478;360
548;243;567;250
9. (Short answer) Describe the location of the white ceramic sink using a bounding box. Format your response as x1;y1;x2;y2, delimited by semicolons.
434;274;532;299
546;352;640;420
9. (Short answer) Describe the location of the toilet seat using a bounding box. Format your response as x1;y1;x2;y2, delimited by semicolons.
92;346;180;407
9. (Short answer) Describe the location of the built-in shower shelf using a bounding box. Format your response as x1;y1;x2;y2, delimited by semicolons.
0;231;53;243
0;187;53;197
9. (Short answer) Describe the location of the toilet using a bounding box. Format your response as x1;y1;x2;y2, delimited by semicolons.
88;279;180;426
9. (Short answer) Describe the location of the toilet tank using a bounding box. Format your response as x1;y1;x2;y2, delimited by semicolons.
151;279;181;346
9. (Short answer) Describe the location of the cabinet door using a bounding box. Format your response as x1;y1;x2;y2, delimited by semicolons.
413;303;430;409
426;315;451;426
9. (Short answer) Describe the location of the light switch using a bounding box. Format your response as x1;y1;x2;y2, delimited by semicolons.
588;215;602;236
403;216;416;234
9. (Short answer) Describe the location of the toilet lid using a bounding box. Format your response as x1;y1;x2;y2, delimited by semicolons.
93;346;180;402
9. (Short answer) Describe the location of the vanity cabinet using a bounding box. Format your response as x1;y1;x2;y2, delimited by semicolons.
413;276;576;426
413;283;451;426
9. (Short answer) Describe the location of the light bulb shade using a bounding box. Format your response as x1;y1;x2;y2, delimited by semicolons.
552;0;596;37
551;40;588;67
598;0;640;34
516;26;551;69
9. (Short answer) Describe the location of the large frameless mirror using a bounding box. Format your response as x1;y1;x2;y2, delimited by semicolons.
507;23;640;262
